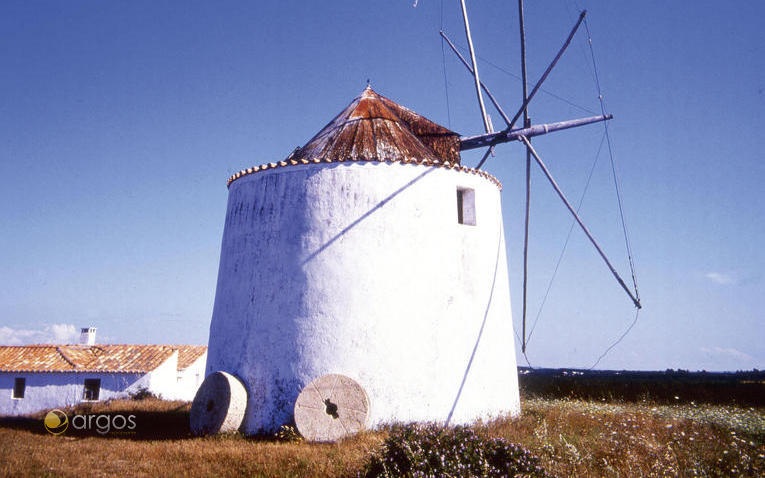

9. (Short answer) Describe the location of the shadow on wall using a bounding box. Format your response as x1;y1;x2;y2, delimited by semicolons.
209;163;440;433
445;224;503;425
301;165;436;266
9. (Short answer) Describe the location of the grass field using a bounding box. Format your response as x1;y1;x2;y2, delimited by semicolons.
1;392;763;477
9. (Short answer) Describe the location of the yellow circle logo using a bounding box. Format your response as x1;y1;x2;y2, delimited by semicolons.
44;409;69;435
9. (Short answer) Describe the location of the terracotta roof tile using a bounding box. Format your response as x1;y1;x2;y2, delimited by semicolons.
177;345;207;371
0;345;207;373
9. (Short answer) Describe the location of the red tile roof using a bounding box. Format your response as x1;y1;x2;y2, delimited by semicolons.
0;345;206;373
177;345;207;371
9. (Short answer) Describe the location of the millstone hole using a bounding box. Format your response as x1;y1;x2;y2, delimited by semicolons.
324;398;339;419
206;399;215;412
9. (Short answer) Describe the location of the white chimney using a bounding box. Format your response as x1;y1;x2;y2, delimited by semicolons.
79;327;96;345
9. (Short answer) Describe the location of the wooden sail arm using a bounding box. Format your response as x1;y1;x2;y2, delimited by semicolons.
459;0;491;134
519;135;642;310
460;114;613;151
439;30;512;128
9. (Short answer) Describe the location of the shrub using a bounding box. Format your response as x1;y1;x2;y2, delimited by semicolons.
275;425;303;443
129;386;157;400
362;423;550;477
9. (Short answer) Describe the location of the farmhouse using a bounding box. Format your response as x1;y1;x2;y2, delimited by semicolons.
0;328;206;416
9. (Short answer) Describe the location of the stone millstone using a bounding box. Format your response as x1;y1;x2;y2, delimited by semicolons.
190;371;247;436
294;374;370;442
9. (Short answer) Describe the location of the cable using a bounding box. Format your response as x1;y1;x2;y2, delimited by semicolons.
447;38;597;115
518;6;642;371
583;17;640;303
513;328;535;369
526;130;606;345
588;307;640;370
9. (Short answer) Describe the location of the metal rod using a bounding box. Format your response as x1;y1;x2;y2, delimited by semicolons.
519;0;530;353
519;135;642;309
458;0;491;133
460;114;612;151
439;31;512;128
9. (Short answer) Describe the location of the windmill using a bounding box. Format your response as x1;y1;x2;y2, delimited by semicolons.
441;0;641;358
192;1;642;442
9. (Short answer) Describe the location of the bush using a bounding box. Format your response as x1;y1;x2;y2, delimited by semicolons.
129;386;157;400
362;423;550;478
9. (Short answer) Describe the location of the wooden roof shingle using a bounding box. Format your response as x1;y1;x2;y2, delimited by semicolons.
226;86;502;190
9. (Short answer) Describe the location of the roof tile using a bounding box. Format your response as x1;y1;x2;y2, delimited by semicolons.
0;345;207;373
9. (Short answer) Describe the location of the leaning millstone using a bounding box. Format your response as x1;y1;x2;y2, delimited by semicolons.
294;374;370;442
190;371;247;436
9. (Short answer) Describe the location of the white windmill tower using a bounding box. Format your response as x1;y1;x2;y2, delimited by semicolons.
191;1;641;442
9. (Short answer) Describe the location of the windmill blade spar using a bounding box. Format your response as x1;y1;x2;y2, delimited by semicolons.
439;31;512;128
472;10;587;170
519;135;642;310
460;114;612;151
458;0;491;134
518;0;531;354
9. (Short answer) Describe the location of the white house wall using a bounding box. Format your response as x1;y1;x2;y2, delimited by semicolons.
0;371;147;415
173;353;207;401
207;162;520;434
145;351;180;400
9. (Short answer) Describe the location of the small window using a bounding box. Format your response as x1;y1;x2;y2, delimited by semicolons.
12;377;25;399
457;187;476;226
83;378;101;401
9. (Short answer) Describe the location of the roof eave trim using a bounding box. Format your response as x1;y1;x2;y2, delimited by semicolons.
227;157;502;190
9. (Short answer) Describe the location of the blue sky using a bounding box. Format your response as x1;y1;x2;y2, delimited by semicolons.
1;1;762;371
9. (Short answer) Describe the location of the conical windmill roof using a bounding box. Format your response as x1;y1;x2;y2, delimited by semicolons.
290;86;461;165
227;86;501;189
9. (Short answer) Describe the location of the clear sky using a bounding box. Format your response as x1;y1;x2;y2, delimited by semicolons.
1;1;762;371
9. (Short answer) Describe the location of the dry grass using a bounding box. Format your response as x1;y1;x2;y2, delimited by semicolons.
0;398;385;478
1;397;763;477
482;398;764;476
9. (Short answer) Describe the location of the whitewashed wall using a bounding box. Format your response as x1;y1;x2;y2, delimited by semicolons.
207;162;520;434
0;371;148;415
171;353;207;401
0;352;209;415
145;350;179;400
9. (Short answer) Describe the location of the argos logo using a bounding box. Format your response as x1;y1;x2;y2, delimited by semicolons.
44;409;137;435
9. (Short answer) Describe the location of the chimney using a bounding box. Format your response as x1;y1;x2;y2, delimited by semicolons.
79;327;96;345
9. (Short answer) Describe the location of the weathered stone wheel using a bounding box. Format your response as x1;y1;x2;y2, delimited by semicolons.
294;374;370;442
190;371;247;436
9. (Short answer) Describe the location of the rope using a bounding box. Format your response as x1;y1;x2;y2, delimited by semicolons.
520;13;642;370
583;17;640;303
526;130;606;345
440;0;452;128
588;307;640;370
513;327;535;369
448;40;597;115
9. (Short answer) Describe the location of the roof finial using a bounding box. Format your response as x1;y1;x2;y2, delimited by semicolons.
366;78;371;89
